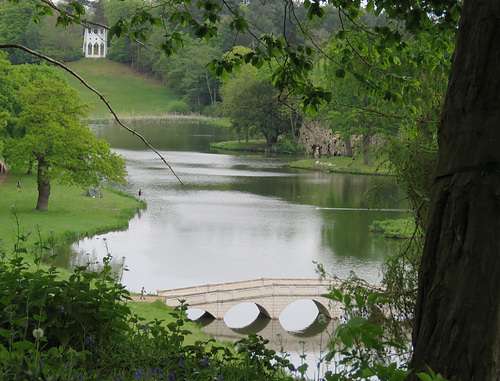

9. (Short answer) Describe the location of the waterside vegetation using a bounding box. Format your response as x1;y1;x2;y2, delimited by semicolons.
288;156;391;176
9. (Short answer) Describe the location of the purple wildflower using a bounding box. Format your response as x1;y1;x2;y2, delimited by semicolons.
118;374;123;381
85;337;95;344
148;369;155;376
37;359;43;367
217;376;224;381
135;369;142;379
167;372;176;381
78;373;84;380
178;360;185;368
201;358;210;366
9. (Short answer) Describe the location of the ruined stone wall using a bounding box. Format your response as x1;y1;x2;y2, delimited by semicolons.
298;119;382;157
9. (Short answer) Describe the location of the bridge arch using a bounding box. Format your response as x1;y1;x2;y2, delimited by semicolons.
159;278;343;320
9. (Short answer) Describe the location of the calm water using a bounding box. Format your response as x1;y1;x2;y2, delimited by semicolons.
59;120;407;293
56;120;407;376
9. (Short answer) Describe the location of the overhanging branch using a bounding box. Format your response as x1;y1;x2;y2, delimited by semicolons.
0;43;183;185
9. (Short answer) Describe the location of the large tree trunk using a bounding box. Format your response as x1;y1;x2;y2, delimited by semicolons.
410;1;500;380
36;158;51;211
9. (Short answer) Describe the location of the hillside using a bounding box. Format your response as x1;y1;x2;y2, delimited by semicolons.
62;58;183;119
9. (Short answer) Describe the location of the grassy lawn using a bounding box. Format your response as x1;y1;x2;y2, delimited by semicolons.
0;172;143;250
62;59;182;118
127;300;211;344
288;155;392;176
210;140;268;152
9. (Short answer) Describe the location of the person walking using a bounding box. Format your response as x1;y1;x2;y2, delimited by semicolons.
140;286;146;300
138;189;142;201
17;181;21;191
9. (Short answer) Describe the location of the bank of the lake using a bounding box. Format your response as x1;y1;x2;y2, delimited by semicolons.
0;172;144;251
211;140;268;152
288;156;392;176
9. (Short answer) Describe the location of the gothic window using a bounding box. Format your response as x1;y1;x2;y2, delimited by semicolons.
87;43;92;55
94;43;99;55
100;43;105;56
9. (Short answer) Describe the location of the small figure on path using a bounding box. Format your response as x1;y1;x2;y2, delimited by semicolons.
140;286;146;300
17;181;21;191
138;189;142;201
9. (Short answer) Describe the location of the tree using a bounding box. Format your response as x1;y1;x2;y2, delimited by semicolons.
409;2;500;379
222;76;294;147
322;73;400;164
38;14;84;62
0;0;41;64
6;72;126;211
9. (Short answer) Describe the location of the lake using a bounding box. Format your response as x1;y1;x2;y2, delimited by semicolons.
57;119;408;377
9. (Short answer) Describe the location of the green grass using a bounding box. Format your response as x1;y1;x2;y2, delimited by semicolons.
128;300;210;344
288;155;392;175
62;59;182;118
211;140;268;152
0;172;143;250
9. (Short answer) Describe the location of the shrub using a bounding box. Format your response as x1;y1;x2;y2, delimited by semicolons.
166;100;191;114
276;137;306;154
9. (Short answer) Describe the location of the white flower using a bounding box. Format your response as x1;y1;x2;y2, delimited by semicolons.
32;328;44;339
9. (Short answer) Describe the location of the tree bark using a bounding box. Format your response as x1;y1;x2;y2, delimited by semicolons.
410;1;500;380
36;158;51;211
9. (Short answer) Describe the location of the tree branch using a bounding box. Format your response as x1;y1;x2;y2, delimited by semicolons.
38;0;145;46
0;43;183;185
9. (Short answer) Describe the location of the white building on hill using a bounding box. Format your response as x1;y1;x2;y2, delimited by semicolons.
83;27;108;58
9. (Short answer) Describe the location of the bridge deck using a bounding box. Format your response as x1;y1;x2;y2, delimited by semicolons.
157;278;342;319
157;278;336;297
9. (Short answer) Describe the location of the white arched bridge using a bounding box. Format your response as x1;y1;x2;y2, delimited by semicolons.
157;278;343;319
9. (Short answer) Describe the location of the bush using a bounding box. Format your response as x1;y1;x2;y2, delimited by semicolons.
276;137;306;154
369;218;419;239
166;100;191;114
0;212;300;380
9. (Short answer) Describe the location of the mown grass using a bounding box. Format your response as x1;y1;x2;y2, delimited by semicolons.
210;140;268;152
62;59;182;118
0;172;144;249
288;155;392;176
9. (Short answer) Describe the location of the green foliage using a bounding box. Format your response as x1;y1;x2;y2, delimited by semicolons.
166;99;191;114
221;77;296;146
320;286;413;381
0;220;303;380
276;136;306;154
3;65;126;210
370;218;418;239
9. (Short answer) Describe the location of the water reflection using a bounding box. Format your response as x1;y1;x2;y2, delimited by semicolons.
54;120;409;379
54;121;409;292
